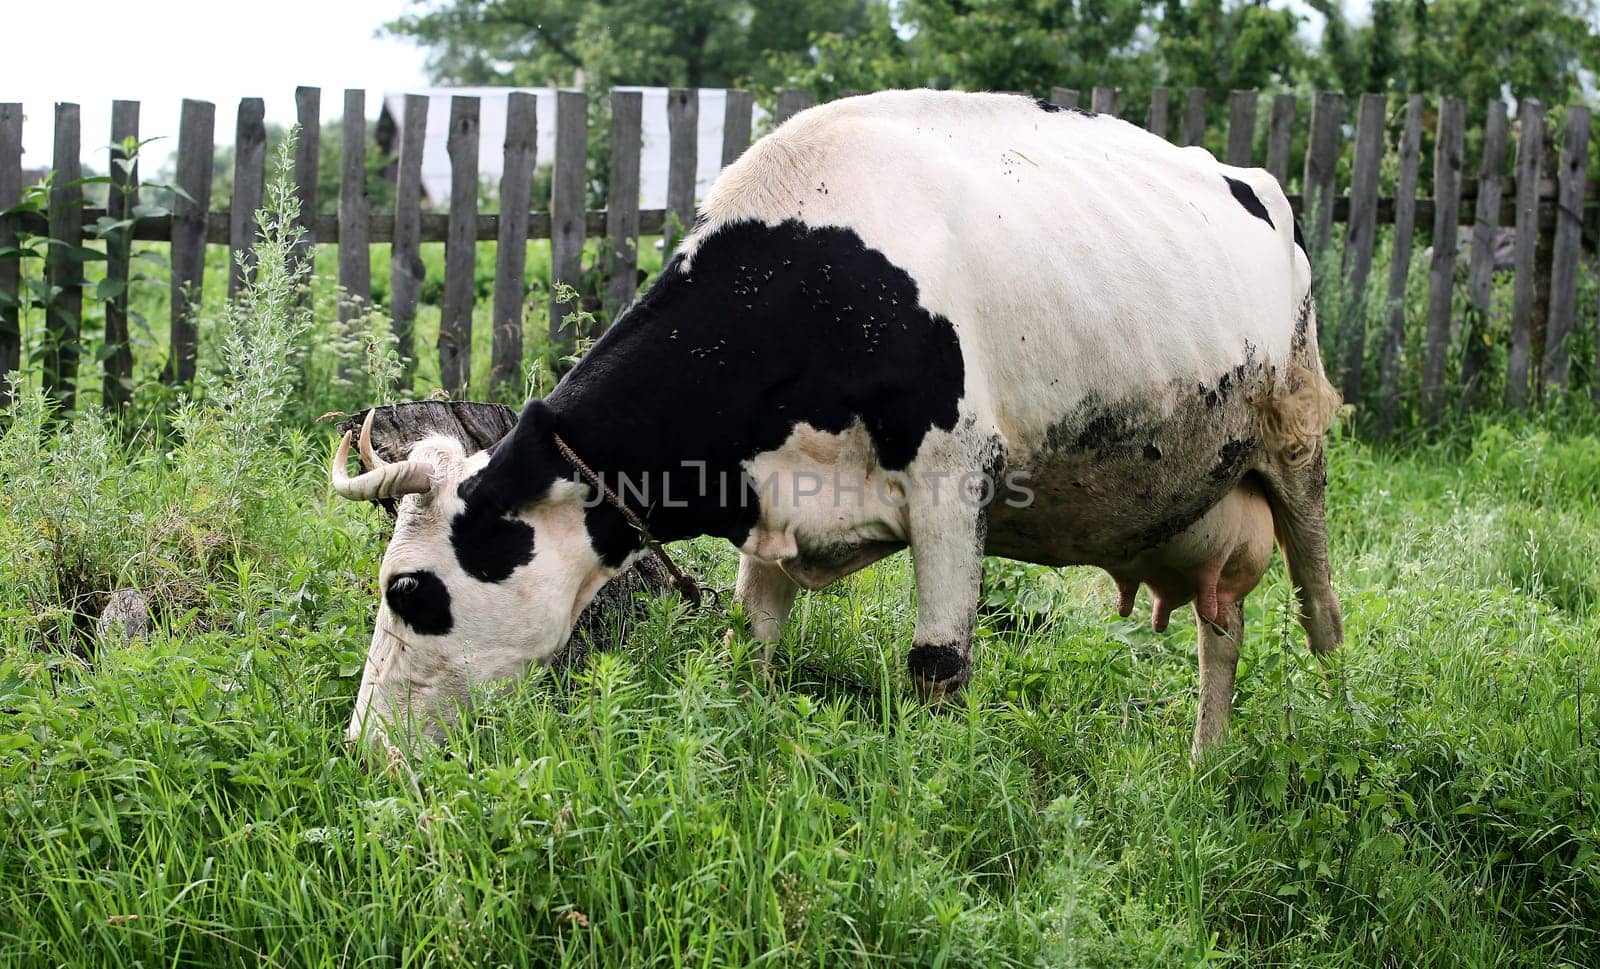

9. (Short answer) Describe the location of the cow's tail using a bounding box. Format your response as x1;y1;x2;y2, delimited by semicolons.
1254;295;1341;469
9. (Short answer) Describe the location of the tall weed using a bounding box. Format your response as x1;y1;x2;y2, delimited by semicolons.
0;134;322;643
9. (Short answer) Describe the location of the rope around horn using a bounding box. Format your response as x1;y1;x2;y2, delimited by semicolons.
551;433;708;608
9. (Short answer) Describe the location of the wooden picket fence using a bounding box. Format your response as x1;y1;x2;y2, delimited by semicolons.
0;84;1595;429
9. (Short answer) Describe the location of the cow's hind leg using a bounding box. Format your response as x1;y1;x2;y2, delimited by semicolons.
1257;449;1344;656
1192;600;1244;759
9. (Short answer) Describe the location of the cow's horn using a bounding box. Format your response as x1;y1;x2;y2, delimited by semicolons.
330;410;435;501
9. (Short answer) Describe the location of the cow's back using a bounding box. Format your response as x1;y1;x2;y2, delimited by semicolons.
690;90;1314;467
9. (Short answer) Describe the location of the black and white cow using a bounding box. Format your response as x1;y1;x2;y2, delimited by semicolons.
331;90;1344;759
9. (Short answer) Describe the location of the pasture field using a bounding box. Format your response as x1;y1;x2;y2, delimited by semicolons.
2;162;1598;968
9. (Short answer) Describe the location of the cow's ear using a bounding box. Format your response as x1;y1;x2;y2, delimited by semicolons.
464;399;563;512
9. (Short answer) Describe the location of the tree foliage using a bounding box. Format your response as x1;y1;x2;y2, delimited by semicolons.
384;0;879;90
388;0;1600;127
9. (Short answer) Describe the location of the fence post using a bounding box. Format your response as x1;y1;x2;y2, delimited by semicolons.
1091;86;1117;116
492;91;537;398
338;89;372;358
550;90;588;356
168;99;213;386
1542;106;1589;391
0;103;21;410
391;94;427;389
1050;88;1080;111
666;88;699;250
1421;98;1465;424
292;87;320;292
1461;100;1509;407
1226;90;1256;166
441;95;479;394
721;89;753;167
1302;92;1343;259
229;97;267;298
1265;94;1295;188
1179;88;1206;146
1146;87;1169;139
606;90;644;319
1376;94;1423;433
103;101;139;413
1505;99;1544;409
1339;92;1386;405
44;103;83;412
774;90;814;126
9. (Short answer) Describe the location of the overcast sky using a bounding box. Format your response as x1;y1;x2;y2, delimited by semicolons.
7;0;1361;172
7;0;430;170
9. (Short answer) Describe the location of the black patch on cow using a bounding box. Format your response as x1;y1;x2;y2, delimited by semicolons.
386;570;454;635
466;219;967;566
450;511;535;582
1032;96;1096;118
907;642;970;684
1222;176;1275;229
1292;217;1308;256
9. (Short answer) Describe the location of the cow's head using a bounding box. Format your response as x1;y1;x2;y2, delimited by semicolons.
331;401;618;754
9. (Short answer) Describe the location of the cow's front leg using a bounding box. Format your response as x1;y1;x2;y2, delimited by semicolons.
906;499;987;703
734;553;798;646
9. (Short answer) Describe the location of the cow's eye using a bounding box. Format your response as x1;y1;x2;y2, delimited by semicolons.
385;570;454;635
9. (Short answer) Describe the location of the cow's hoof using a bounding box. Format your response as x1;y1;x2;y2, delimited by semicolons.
907;643;971;703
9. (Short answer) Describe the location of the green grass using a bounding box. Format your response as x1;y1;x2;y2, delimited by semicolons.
2;411;1597;967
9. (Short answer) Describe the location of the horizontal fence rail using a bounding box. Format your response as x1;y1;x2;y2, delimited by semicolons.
1;85;1597;416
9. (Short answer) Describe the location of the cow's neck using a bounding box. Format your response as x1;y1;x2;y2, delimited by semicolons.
545;261;765;559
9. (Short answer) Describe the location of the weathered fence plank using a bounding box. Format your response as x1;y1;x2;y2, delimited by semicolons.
1146;87;1169;139
492;91;537;396
1050;88;1080;111
229;97;266;298
1541;105;1588;391
169;99;213;385
440;95;479;394
0;103;22;409
338;89;371;334
44;103;83;410
292;87;319;280
1376;94;1423;432
1421;98;1465;423
103;100;139;412
606;90;644;318
1505;99;1545;409
1091;86;1117;116
666;88;698;246
390;93;427;388
1339;92;1386;404
721;89;753;167
1460;100;1508;405
1265;94;1295;188
1179;88;1206;146
774;90;813;125
550;90;588;354
1226;90;1257;166
1302;92;1344;258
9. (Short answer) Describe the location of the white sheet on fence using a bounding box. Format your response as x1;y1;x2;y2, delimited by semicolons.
379;87;767;212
